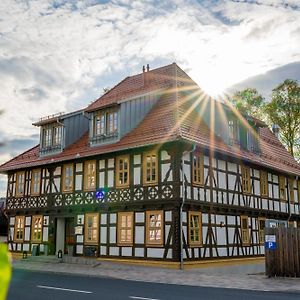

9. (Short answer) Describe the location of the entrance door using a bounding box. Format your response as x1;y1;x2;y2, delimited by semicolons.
65;218;75;255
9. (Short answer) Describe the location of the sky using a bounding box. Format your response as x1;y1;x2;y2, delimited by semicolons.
0;0;300;196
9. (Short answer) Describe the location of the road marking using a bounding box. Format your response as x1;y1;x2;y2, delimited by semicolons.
37;285;92;294
129;296;160;300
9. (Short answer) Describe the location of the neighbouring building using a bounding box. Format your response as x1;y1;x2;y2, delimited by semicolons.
0;63;299;263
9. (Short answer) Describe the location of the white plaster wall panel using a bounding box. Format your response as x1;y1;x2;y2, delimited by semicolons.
43;228;49;242
202;227;208;243
182;212;187;223
45;179;50;192
110;213;117;224
260;246;265;254
24;227;30;241
216;228;226;245
134;248;144;257
186;187;191;200
281;202;287;212
183;162;190;184
183;226;187;241
23;244;29;251
273;187;279;199
76;245;83;254
109;247;119;255
135;226;144;244
162;163;172;182
227;216;235;225
108;158;114;168
110;227;116;243
101;214;107;225
165;211;172;222
273;175;278;183
10;217;15;226
46;169;50;177
100;246;106;255
200;188;205;201
25;217;31;226
254;180;260;196
165;225;171;244
262;201;268;210
228;228;235;244
54;177;61;192
40;244;44;252
75;163;82;172
183;251;187;259
204;169;209;185
122;247;132;257
75;175;82;190
9;228;14;241
193;187;198;201
161;150;171;160
218;191;223;203
100;227;107;243
76;235;83;243
147;248;164;258
228;175;236;190
202;213;208;224
212;190;217;203
134;154;141;165
134;168;141;185
194;249;199;258
253;169;259;178
216;215;225;224
99;171;105;187
17;244;21;251
77;215;83;225
107;171;114;187
218;247;227;257
228;162;237;172
218;173;226;189
135;212;144;223
204;155;209;166
212;248;217;257
269;185;273;198
167;249;172;259
211;158;216;168
206;191;210;202
218;160;226;170
188;248;192;258
99;160;105;169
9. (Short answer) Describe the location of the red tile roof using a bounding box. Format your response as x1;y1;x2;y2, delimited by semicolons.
1;63;299;176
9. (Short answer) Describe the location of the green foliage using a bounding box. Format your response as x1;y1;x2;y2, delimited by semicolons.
0;243;12;300
230;88;265;119
265;79;300;158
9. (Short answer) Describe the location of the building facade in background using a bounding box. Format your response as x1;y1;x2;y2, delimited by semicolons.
0;63;300;263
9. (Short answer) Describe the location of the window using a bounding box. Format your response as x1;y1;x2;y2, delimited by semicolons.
31;215;43;242
146;211;163;246
116;155;130;187
84;161;96;190
279;176;286;201
14;216;24;241
16;171;25;197
143;151;158;185
62;164;74;192
31;169;41;195
53;126;62;146
84;213;99;244
258;218;265;245
289;178;295;204
94;113;105;136
117;212;133;245
241;165;251;194
192;153;204;186
107;111;118;134
42;128;52;148
260;171;268;197
188;212;202;247
240;216;250;245
228;119;238;145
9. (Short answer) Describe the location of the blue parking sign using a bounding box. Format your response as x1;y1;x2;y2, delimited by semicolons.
265;241;277;250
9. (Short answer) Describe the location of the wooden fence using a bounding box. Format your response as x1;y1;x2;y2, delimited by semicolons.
265;227;300;277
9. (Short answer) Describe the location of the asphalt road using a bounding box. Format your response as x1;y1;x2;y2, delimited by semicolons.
7;269;300;300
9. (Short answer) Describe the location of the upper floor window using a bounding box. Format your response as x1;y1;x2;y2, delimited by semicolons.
143;151;158;185
31;169;41;196
289;178;295;204
62;164;73;192
241;165;251;194
93;110;118;137
42;125;63;148
16;171;25;197
260;171;268;197
84;161;96;190
116;155;130;187
240;216;250;245
228;119;238;145
192;153;204;186
279;176;286;201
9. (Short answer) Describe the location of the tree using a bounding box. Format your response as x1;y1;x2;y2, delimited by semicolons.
230;88;265;119
265;79;300;158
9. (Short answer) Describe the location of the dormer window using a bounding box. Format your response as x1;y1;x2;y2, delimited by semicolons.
228;119;239;145
43;128;52;148
41;124;63;150
107;111;118;134
94;113;105;136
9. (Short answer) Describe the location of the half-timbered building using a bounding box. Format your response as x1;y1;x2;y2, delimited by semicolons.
1;63;300;264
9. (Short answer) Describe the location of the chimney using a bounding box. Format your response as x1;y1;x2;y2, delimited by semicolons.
142;65;145;73
272;124;280;138
146;64;150;72
143;64;150;86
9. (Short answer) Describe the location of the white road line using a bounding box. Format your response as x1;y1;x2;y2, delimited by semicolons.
129;296;160;300
37;285;92;294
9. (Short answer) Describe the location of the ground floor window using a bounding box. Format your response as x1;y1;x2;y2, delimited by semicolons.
146;211;163;246
188;211;202;247
31;215;43;242
241;216;250;245
14;216;25;241
84;213;99;244
258;218;265;245
117;212;133;246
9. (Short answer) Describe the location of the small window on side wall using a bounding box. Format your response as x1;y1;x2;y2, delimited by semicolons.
16;171;25;197
192;153;204;186
31;215;43;242
258;217;265;245
240;216;250;245
116;155;130;187
279;176;286;201
143;151;158;185
31;169;41;196
188;212;202;247
260;171;268;197
62;164;74;192
241;165;251;194
84;160;96;191
14;216;25;241
289;178;295;204
146;211;163;246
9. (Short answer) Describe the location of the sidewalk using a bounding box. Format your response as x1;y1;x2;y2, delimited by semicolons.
12;256;300;294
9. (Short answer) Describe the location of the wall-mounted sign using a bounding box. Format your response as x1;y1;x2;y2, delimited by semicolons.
265;235;276;250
